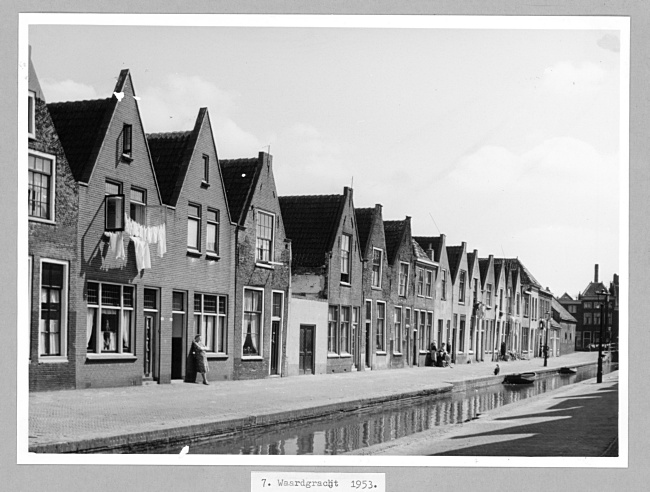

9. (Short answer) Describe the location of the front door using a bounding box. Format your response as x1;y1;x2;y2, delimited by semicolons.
143;288;159;381
299;325;314;375
270;320;280;375
365;301;372;368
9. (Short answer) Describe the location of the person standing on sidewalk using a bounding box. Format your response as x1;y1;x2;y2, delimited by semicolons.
192;334;210;385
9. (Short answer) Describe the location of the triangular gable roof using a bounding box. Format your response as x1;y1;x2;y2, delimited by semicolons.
383;219;409;265
413;236;442;262
467;250;479;279
559;293;576;302
354;207;375;257
220;156;263;225
446;245;465;282
279;193;347;269
148;107;216;208
48;97;115;183
48;69;163;207
478;257;494;289
552;297;577;323
493;260;505;287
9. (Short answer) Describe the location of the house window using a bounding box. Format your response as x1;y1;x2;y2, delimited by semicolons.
130;187;146;225
187;203;201;251
416;267;424;296
468;317;474;353
28;152;56;221
405;307;411;334
486;283;492;307
256;211;274;262
39;261;68;357
398;263;409;297
243;289;262;356
532;298;537;320
425;269;433;298
352;307;359;355
473;279;478;303
584;302;592;309
418;311;426;351
584;313;592;325
499;289;504;311
459;270;466;303
195;293;226;353
516;293;520;315
28;90;35;138
441;270;447;300
376;302;386;352
105;180;124;232
371;248;383;288
394;307;402;354
507;288;512;314
340;306;350;354
203;154;210;183
207;209;219;255
594;311;601;326
524;295;530;317
122;124;132;157
86;281;133;354
341;234;351;283
328;305;339;353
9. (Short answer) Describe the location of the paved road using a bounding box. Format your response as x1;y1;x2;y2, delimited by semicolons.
349;371;619;457
28;352;606;453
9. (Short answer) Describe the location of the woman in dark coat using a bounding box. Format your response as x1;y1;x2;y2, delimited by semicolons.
192;334;209;385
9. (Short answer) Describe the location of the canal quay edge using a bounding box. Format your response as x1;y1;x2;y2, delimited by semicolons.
29;360;599;454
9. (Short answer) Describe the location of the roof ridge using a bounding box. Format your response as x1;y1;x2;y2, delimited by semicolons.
47;97;112;106
147;130;192;139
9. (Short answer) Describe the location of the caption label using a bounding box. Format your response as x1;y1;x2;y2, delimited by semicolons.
251;472;385;492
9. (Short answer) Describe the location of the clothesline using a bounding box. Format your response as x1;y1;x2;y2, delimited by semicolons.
103;214;167;271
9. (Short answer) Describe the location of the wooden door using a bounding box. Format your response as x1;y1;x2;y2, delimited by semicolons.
299;325;314;375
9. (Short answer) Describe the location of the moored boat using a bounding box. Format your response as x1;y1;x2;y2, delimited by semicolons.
502;372;536;384
559;367;577;375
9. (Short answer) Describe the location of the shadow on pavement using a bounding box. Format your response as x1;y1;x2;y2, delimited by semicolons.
432;383;618;457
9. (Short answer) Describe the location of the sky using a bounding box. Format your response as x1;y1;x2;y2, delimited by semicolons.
29;18;625;298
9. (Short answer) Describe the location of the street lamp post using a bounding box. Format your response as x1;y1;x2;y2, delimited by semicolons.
596;288;609;384
544;311;550;367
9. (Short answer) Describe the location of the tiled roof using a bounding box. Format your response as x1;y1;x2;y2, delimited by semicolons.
413;236;441;262
412;239;431;263
383;219;408;265
220;157;262;225
581;281;608;298
552;297;577;323
478;258;491;286
47;98;115;183
446;245;464;280
147;131;193;205
494;258;542;289
559;292;576;302
279;194;346;269
354;208;375;257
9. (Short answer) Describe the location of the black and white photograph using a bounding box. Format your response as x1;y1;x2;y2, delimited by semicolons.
4;3;645;490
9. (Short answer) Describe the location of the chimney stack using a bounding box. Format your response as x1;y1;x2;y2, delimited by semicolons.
594;264;599;283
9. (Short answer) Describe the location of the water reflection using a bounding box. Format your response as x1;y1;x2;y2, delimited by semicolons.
147;362;615;455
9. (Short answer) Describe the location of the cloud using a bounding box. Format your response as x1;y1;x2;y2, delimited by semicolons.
542;61;606;95
137;74;261;157
40;78;99;102
597;33;620;53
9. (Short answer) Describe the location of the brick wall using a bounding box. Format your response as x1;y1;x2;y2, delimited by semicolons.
232;155;291;380
28;97;79;391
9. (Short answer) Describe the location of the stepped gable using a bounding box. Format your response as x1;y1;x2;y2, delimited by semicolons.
354;208;374;256
279;193;346;269
220;157;262;225
383;219;407;265
413;236;442;262
47;97;115;183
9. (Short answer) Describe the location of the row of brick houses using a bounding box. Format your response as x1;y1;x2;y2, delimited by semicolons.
28;60;585;392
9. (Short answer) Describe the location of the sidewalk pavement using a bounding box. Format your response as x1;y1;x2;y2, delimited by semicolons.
349;370;619;457
28;352;602;453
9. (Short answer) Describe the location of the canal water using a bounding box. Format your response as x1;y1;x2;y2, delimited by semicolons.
149;362;616;455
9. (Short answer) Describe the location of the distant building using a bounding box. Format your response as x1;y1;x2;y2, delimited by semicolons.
552;297;577;356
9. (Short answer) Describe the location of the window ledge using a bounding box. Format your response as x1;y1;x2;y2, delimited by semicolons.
121;153;133;163
338;353;352;358
186;249;202;258
376;351;387;356
207;353;228;359
37;356;69;364
255;262;274;270
241;355;263;361
418;350;429;354
392;352;403;356
327;353;340;359
371;286;382;291
86;353;137;361
29;217;56;225
340;282;351;287
205;254;220;261
200;180;211;189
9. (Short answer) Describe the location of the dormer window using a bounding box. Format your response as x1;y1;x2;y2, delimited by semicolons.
28;91;35;139
122;124;132;159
